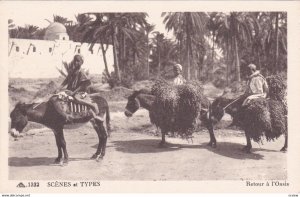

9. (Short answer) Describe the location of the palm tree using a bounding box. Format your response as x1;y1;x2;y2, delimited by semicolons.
53;15;69;25
80;12;148;82
77;13;111;78
150;36;178;77
251;12;286;74
152;32;165;76
216;12;254;82
206;12;224;64
142;24;155;78
162;12;207;80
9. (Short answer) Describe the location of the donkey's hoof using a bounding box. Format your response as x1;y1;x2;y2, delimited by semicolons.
242;146;251;153
158;142;167;148
207;141;217;148
280;147;287;152
64;159;69;165
91;154;97;159
96;155;103;162
54;158;61;164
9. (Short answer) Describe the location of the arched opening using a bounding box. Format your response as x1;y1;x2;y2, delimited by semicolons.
16;46;19;52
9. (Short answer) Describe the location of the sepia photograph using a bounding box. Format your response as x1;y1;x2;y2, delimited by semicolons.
0;0;299;194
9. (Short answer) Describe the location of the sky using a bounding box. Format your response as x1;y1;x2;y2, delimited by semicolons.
9;9;172;38
7;5;222;58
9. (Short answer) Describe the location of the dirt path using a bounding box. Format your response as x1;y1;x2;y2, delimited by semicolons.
9;109;287;180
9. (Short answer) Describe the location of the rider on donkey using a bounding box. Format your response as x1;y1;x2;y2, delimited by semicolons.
228;63;269;126
52;54;100;123
172;63;186;85
242;63;269;106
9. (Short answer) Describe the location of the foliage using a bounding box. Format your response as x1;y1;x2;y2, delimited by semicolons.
151;79;205;138
8;12;287;89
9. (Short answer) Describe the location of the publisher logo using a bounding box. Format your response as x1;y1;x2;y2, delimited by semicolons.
16;182;26;188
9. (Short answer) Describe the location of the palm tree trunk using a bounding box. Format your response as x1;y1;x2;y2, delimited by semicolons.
157;44;161;76
100;38;110;78
234;36;241;82
274;12;279;74
146;33;150;79
212;32;215;63
226;44;229;85
186;15;191;80
112;27;121;81
121;33;126;73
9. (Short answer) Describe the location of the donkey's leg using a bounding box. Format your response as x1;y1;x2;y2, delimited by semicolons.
205;118;217;148
53;131;63;164
281;132;288;152
242;130;252;153
158;130;167;148
90;119;103;159
98;121;108;159
58;130;69;164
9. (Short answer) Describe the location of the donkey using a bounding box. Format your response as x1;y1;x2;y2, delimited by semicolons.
10;93;111;165
124;90;216;147
210;94;287;153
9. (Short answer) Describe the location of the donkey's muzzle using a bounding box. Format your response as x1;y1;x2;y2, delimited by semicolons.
10;128;20;138
124;109;133;117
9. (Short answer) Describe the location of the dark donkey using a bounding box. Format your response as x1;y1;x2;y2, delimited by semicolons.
210;94;287;153
124;89;217;147
10;93;111;165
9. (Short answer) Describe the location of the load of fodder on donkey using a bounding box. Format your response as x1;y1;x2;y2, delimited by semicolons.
239;75;287;150
266;75;287;104
151;79;205;140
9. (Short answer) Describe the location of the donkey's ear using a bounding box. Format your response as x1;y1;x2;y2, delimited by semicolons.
124;89;134;98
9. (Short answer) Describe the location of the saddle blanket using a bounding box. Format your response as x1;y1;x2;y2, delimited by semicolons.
55;91;92;114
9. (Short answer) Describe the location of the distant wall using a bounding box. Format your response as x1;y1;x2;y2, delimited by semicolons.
8;38;114;78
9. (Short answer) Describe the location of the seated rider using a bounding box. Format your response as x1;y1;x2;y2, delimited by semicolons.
53;54;100;122
229;64;268;127
173;63;186;85
242;63;269;106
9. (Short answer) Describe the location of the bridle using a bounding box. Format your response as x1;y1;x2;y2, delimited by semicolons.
125;97;141;116
222;96;242;111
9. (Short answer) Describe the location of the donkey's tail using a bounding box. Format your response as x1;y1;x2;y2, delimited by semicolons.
106;105;111;136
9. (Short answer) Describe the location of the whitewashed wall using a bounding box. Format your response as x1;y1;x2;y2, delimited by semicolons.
8;38;114;78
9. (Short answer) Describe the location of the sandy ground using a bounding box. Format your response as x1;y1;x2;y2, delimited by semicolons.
9;103;287;180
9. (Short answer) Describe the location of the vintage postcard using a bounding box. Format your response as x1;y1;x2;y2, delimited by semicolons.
0;0;299;194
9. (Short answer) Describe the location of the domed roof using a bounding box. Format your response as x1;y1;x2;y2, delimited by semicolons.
44;22;69;40
45;22;67;34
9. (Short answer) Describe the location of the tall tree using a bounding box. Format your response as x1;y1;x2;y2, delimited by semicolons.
152;32;165;76
77;13;111;77
216;12;253;82
142;24;155;78
162;12;207;80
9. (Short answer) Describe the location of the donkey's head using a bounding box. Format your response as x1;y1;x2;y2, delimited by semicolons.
210;97;226;123
124;91;141;117
10;102;29;137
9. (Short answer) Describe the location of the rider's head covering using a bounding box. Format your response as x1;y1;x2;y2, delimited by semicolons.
74;54;84;64
174;63;183;71
247;63;256;71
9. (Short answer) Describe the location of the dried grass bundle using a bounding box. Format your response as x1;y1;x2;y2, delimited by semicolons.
266;75;286;102
151;79;204;138
242;98;286;143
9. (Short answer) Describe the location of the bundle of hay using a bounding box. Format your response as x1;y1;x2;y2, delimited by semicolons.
266;75;287;102
151;79;204;138
241;98;286;143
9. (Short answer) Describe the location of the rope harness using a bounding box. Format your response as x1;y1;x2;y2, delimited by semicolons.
222;96;242;111
125;97;141;116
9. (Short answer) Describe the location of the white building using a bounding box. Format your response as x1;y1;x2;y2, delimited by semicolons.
8;22;114;78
